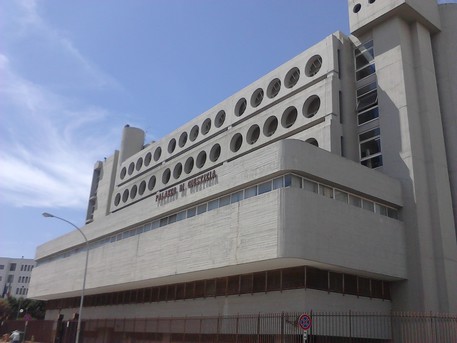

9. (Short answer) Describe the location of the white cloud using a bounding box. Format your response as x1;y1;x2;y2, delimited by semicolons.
0;1;125;209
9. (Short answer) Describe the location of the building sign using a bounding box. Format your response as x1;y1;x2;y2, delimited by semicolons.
156;170;217;203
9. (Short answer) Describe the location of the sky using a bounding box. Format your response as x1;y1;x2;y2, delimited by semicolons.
0;0;393;259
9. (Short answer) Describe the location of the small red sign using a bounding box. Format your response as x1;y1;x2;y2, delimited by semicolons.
298;313;312;331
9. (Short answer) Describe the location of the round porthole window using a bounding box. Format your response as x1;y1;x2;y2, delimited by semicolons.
128;162;135;175
281;106;298;128
139;181;146;195
305;55;323;77
215;110;226;128
154;147;162;161
247;125;260;145
353;3;361;13
230;133;243;152
173;163;183;179
210;144;221;162
168;138;176;154
120;167;127;180
285;67;300;88
179;132;188;148
162;168;171;184
184;157;194;174
148;175;156;191
267;78;281;98
306;138;319;147
263;116;278;137
196;151;207;168
201;118;211;135
114;193;121;206
235;98;247;117
130;185;137;199
303;95;321;118
144;152;152;166
136;158;143;171
250;88;264;108
190;125;199;141
122;189;129;203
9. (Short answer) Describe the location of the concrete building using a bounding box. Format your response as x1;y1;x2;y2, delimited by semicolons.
29;0;457;324
0;257;36;299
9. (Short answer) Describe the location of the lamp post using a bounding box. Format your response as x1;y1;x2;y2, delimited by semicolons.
42;212;89;343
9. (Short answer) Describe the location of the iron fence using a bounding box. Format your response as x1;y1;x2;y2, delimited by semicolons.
1;312;456;343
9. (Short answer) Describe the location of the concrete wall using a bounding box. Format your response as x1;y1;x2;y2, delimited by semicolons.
29;140;404;300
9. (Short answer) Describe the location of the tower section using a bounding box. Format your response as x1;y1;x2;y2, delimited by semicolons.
348;0;457;313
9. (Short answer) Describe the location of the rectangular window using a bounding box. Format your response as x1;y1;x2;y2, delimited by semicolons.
258;181;272;195
359;128;383;168
285;174;302;188
168;214;177;224
387;208;399;220
240;274;253;294
272;177;284;190
253;272;266;293
303;179;318;193
356;86;377;112
197;204;207;215
187;207;196;218
363;199;375;212
306;267;328;291
244;186;257;199
230;190;243;203
219;195;231;207
354;41;375;81
335;190;348;203
176;211;186;221
0;265;4;270
208;199;219;211
266;270;281;292
349;195;362;208
151;220;160;230
282;267;305;290
319;185;334;199
375;204;388;216
358;107;379;125
159;217;168;227
227;276;240;295
9;263;16;271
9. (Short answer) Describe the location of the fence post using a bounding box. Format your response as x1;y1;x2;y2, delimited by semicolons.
257;313;261;343
280;312;284;343
349;310;352;343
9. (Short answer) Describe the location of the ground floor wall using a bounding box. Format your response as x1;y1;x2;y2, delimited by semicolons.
45;288;391;321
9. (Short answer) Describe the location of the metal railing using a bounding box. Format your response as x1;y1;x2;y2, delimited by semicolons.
1;311;456;343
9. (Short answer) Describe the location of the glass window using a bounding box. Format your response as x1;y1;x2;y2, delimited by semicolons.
358;107;379;125
359;128;383;168
388;208;399;219
285;174;301;188
197;204;207;215
273;177;284;190
151;220;160;230
244;186;257;199
357;88;377;112
258;181;272;195
231;191;243;203
303;179;318;193
143;223;152;232
160;217;168;227
335;190;348;203
219;195;231;207
187;207;196;218
356;64;376;80
363;199;375;212
9;263;16;271
319;185;334;198
375;204;388;216
168;214;177;224
349;194;362;207
208;199;219;211
176;211;186;221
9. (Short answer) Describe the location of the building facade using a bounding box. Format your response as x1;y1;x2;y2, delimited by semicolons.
0;257;36;299
29;0;457;323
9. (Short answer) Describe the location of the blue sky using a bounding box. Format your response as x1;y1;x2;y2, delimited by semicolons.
0;0;353;259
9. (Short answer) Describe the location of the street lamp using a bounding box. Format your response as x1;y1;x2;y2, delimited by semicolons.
42;212;89;343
